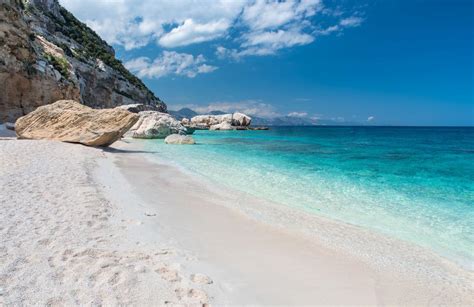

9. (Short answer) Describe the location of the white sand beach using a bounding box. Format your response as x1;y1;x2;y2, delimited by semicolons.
1;135;473;305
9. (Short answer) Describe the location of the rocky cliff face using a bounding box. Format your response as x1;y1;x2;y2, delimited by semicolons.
0;0;166;123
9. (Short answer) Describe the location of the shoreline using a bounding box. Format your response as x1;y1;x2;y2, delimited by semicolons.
1;136;472;304
109;138;472;304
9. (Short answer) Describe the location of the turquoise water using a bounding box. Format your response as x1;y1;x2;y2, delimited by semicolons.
145;127;474;265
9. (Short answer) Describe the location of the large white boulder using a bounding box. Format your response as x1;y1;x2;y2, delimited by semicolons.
190;114;232;127
209;122;234;130
232;112;252;126
15;100;139;146
190;112;251;129
164;134;195;144
129;111;186;139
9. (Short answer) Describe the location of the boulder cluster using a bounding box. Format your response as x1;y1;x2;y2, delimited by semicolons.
12;101;256;146
182;112;252;131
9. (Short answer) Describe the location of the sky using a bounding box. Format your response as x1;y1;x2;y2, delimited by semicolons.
60;0;473;126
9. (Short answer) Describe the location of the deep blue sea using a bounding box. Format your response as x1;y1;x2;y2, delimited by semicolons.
146;127;474;265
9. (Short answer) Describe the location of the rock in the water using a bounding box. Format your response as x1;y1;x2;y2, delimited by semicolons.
164;134;195;145
190;112;252;129
191;114;233;127
232;112;252;126
5;122;15;131
116;104;157;113
15;100;139;146
129;111;187;139
210;122;234;130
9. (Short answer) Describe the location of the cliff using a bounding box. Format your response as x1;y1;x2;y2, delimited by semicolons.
0;0;166;123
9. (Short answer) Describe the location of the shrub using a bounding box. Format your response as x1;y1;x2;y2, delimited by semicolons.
45;53;69;79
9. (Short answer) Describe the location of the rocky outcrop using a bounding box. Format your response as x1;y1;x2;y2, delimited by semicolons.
15;100;139;146
129;111;187;139
191;114;233;127
164;134;195;145
232;112;252;126
5;122;15;130
190;113;252;130
0;0;166;123
209;122;233;130
116;104;157;114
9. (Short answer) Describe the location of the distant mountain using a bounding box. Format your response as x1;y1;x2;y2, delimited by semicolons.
168;108;198;120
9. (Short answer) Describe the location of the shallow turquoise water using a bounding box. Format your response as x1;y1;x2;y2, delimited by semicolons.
144;127;474;265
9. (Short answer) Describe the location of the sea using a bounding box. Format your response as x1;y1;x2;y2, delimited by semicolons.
144;126;474;266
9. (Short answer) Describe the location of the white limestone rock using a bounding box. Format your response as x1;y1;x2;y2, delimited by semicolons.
190;114;232;127
164;134;195;145
209;122;234;130
130;111;187;139
232;112;252;126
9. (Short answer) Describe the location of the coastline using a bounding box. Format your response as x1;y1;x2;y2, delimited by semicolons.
1;136;472;305
110;138;472;304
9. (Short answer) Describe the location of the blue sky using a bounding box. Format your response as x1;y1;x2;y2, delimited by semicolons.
61;0;473;126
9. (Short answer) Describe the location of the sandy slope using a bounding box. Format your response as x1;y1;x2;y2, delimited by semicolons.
0;140;213;305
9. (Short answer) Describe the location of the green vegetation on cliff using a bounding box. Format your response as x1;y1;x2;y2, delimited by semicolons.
45;53;69;79
44;6;157;99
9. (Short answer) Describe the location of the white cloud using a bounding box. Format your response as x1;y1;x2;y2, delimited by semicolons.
60;0;244;49
158;18;230;48
170;100;280;118
241;0;322;31
339;16;364;27
367;116;375;122
216;46;242;60
60;0;364;57
241;28;314;54
124;51;217;79
317;15;364;36
288;111;308;117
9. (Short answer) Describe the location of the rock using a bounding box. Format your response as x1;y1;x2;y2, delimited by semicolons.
130;111;186;139
190;113;252;129
5;122;15;131
15;100;138;146
209;122;234;130
0;0;166;123
191;114;232;127
116;104;156;113
184;126;196;135
164;134;196;145
232;112;252;126
181;118;190;125
249;126;269;130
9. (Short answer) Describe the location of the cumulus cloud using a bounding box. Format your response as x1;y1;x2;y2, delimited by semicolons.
124;51;217;79
60;0;364;57
158;18;230;48
60;0;244;50
170;100;280;118
241;0;322;31
240;27;314;55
